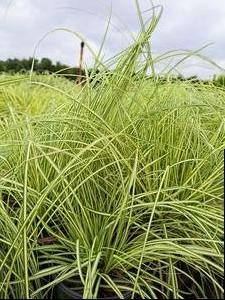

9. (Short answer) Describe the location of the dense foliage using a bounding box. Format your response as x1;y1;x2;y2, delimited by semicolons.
213;74;225;88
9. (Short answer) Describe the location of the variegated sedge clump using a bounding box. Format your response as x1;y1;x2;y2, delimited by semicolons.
0;3;224;299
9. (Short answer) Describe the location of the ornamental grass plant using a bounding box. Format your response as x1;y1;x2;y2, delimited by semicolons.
0;3;224;299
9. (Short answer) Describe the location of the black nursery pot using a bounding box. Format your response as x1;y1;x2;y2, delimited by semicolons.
53;281;132;299
53;282;82;299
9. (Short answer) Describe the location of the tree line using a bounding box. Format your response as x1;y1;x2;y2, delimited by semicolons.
0;57;68;73
0;57;87;80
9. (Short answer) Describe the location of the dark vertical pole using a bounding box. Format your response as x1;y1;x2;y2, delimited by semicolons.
77;41;85;85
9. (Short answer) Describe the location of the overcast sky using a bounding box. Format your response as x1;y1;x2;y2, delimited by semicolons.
1;0;225;78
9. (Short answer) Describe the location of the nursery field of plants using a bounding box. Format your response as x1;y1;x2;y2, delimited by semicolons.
0;6;224;300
